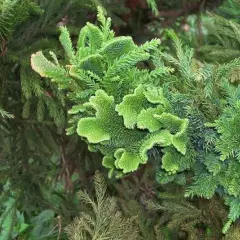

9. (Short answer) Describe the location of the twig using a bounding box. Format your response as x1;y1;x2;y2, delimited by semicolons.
57;215;62;240
60;143;73;192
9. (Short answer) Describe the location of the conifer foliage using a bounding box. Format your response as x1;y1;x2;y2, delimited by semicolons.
31;3;240;235
65;171;139;240
1;0;240;238
31;7;189;177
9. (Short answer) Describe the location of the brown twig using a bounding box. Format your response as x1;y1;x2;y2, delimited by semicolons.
60;142;73;192
57;215;62;240
47;215;62;239
0;41;8;57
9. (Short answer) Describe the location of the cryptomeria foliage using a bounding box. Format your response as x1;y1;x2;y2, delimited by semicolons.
157;27;240;233
31;7;189;178
0;1;106;239
200;13;240;63
31;4;240;235
65;171;139;240
1;0;240;238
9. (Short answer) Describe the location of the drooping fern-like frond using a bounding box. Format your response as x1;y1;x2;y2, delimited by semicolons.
0;108;13;118
146;0;158;15
223;196;240;234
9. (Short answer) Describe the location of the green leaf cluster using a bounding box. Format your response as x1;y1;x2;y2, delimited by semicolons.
31;7;188;176
65;171;139;240
29;3;240;235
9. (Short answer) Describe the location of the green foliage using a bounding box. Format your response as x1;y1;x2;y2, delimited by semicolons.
146;0;158;15
0;0;17;47
0;0;98;189
78;87;188;175
147;192;227;239
218;0;240;23
223;225;240;240
29;4;240;234
65;171;139;240
29;209;56;239
200;13;240;63
0;108;13;118
2;0;240;238
215;99;240;161
0;196;16;240
0;0;42;50
31;7;189;176
150;25;240;233
0;1;105;239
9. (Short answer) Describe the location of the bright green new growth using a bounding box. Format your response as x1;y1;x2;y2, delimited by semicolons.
77;85;188;175
31;7;188;176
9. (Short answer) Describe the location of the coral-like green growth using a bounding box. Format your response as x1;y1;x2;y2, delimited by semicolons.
77;90;114;143
31;7;188;177
116;85;150;129
77;85;189;175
